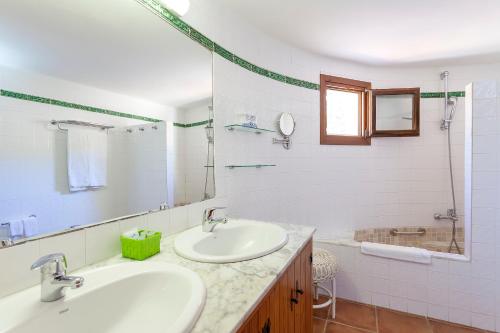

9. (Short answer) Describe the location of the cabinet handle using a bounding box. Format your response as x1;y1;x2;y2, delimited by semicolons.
261;318;271;333
290;288;299;310
296;281;304;295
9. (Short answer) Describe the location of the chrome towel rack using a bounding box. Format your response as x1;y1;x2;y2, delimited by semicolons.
390;228;426;236
50;120;114;130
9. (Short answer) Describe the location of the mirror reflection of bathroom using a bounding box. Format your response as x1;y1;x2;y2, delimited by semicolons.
0;0;213;240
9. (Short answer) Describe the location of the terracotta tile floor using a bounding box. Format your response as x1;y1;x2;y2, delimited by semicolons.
313;297;491;333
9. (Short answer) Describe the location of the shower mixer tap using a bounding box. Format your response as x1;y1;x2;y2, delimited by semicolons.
434;209;458;222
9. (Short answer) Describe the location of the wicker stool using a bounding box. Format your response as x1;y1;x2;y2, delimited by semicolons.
313;249;338;319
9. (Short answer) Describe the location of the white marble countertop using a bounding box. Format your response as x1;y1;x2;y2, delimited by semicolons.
87;222;315;333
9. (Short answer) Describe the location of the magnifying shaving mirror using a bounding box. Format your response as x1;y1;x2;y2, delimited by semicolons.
273;112;295;149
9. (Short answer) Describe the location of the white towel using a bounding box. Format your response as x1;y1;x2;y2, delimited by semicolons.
8;219;24;238
22;216;38;237
361;242;431;264
67;127;107;192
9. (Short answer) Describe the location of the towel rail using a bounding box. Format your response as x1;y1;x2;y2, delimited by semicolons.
1;214;37;227
50;120;114;130
389;228;426;236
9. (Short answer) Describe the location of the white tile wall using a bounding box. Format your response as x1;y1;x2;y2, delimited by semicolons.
214;55;465;239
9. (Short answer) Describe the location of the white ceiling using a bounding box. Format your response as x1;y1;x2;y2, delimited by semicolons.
0;0;212;108
218;0;500;66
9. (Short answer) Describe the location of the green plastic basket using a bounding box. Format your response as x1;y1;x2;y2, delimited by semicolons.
120;230;162;261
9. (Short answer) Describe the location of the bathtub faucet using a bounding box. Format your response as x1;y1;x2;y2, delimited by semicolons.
434;209;459;222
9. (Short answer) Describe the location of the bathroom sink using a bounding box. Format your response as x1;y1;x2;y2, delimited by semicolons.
174;219;288;263
0;262;205;333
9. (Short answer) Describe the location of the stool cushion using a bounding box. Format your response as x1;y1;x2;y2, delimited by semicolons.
313;249;338;282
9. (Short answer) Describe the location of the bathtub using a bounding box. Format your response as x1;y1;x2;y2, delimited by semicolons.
352;225;464;254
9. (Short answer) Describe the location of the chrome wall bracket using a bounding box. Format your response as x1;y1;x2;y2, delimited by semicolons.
273;137;291;149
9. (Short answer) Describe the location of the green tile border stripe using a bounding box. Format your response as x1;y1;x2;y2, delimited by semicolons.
135;0;463;96
0;89;213;127
421;91;465;98
0;89;162;122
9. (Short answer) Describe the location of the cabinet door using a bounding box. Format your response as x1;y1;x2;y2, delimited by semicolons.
236;310;259;333
294;250;306;333
303;241;313;333
279;263;296;333
258;295;270;333
268;283;280;333
294;240;313;333
236;239;313;333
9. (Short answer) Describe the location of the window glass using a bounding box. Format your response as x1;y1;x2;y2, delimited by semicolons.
326;89;359;136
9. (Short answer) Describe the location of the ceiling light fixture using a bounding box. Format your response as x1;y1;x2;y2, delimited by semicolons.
159;0;190;16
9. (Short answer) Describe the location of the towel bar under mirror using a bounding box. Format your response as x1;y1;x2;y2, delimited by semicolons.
0;0;216;245
225;124;276;134
225;164;277;169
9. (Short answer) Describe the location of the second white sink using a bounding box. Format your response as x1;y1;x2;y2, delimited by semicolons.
0;262;205;333
174;219;288;263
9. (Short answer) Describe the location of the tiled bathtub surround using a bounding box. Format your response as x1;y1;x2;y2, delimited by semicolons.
354;226;465;253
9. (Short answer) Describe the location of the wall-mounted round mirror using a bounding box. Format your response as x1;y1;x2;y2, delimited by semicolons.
273;112;295;149
278;112;295;136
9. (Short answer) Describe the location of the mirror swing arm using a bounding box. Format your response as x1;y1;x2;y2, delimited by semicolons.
272;136;291;149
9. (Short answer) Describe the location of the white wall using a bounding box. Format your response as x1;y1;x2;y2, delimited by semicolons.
172;100;213;206
183;102;212;204
109;122;168;217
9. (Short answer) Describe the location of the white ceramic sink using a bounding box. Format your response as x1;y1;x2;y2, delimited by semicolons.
174;219;288;263
0;262;205;333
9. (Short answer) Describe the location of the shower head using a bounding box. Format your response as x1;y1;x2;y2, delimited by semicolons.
447;96;457;105
440;71;449;79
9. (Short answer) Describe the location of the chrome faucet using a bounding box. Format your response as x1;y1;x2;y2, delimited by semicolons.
31;253;84;302
202;207;227;232
434;209;459;222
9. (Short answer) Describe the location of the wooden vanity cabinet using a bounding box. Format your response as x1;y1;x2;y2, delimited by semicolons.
236;239;313;333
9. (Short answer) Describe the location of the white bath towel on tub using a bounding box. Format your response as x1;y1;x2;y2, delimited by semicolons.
361;242;431;264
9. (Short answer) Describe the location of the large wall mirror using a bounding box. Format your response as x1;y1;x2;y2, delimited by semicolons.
0;0;214;242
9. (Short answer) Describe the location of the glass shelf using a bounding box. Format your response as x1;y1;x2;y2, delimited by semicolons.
224;124;275;134
225;164;276;169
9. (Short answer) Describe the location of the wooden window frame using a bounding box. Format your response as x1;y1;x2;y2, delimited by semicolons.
320;74;371;145
370;87;420;137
